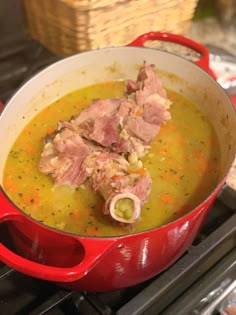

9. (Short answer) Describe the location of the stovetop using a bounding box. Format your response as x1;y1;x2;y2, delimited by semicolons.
0;38;236;315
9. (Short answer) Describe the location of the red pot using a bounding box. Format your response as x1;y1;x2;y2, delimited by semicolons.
0;33;235;292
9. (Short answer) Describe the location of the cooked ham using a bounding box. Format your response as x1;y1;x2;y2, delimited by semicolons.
128;175;151;205
142;95;171;125
71;98;121;125
81;151;129;194
58;99;123;148
123;61;171;146
112;135;148;157
38;61;171;224
124;116;160;144
126;79;139;94
80;151;151;223
89;115;120;146
135;62;167;103
39;128;91;186
51;62;170;155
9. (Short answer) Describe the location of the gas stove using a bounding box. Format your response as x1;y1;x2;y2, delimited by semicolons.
0;38;236;315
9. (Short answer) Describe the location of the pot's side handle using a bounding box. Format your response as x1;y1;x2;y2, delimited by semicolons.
0;238;115;282
128;32;216;79
0;189;116;282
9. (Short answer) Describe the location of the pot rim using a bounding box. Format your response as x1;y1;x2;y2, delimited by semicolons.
1;45;235;240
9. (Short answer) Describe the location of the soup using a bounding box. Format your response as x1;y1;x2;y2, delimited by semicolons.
3;80;220;236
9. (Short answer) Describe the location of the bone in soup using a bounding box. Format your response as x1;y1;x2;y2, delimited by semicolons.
3;65;220;236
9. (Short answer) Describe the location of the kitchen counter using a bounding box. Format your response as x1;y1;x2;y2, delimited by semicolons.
189;17;236;209
188;17;236;55
144;17;235;65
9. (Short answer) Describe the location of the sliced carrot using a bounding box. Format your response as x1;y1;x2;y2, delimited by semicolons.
169;94;176;101
111;174;124;180
32;194;40;205
176;135;184;144
3;178;17;192
192;149;208;172
71;209;79;220
135;109;143;117
173;174;180;184
128;169;146;176
47;127;56;134
22;195;32;205
23;129;32;136
162;172;171;181
25;144;33;152
21;194;40;205
162;172;180;184
160;193;176;205
160;147;168;154
85;226;99;236
159;127;166;136
24;167;33;174
168;124;176;131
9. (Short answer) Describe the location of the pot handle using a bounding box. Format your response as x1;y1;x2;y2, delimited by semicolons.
127;32;216;78
0;189;116;282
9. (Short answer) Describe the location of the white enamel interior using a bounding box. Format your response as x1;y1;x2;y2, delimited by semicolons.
0;46;235;186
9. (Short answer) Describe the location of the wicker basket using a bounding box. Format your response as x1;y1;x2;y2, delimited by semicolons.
23;0;199;56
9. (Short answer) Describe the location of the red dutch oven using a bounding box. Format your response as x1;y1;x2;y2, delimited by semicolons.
0;33;235;292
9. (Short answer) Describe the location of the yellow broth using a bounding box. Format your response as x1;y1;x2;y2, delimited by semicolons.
3;81;220;236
